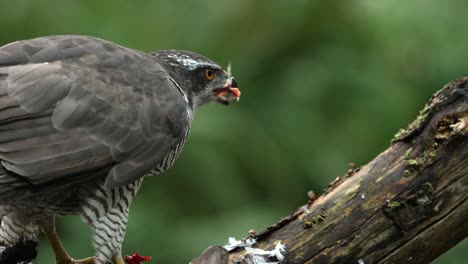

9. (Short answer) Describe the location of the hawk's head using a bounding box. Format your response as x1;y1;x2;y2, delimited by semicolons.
152;50;240;109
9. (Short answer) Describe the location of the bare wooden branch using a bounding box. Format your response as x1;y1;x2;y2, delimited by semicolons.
193;78;468;264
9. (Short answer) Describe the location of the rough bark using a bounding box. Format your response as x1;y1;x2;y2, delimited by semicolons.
192;78;468;264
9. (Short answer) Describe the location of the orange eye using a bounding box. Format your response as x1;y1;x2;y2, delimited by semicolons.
205;69;215;80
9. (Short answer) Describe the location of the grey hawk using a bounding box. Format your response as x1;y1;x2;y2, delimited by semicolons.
0;35;240;264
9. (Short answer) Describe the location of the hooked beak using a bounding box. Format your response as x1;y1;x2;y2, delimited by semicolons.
213;77;241;105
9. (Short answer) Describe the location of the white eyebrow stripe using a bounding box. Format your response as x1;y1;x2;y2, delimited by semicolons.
165;53;219;70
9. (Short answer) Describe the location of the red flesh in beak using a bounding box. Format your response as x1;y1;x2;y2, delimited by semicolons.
213;87;241;98
213;77;241;104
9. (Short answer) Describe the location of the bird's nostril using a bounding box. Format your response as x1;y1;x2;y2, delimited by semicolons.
231;78;238;88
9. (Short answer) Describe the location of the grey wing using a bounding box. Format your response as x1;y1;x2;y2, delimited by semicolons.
0;35;189;190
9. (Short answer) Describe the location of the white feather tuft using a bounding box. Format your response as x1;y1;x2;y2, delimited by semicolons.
223;237;286;263
227;62;232;75
223;237;257;251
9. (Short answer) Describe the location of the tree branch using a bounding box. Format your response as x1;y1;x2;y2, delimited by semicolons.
192;78;468;264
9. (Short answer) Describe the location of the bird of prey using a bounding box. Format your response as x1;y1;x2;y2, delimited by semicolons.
0;35;240;264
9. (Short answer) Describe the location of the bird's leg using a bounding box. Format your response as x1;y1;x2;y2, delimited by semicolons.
74;257;98;264
40;216;96;264
113;255;125;264
40;216;73;264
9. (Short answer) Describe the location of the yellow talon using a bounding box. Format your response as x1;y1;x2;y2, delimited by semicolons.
113;255;125;264
40;216;97;264
74;257;98;264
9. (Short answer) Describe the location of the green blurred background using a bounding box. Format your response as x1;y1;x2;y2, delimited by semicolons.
0;0;466;263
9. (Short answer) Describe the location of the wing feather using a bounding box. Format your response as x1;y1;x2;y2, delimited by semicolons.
0;35;189;189
0;96;18;110
0;132;69;151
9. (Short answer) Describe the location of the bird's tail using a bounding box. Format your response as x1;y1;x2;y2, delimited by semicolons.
0;240;38;263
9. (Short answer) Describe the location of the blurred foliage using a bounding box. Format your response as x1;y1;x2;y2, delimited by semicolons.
0;0;467;263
